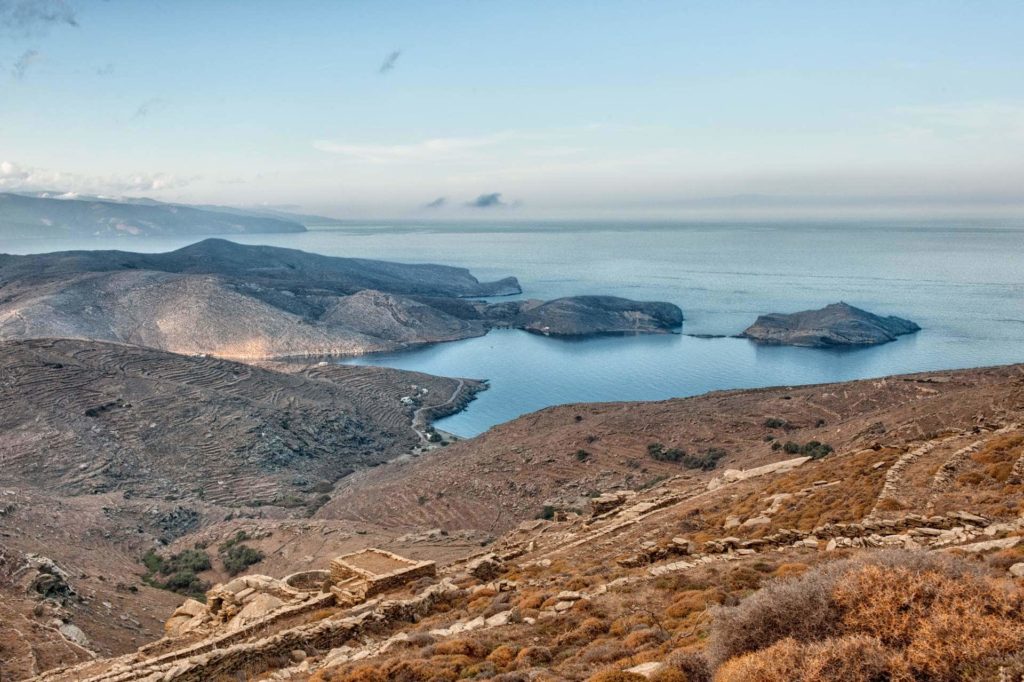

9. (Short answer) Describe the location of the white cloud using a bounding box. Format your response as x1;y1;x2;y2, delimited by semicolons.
0;159;192;195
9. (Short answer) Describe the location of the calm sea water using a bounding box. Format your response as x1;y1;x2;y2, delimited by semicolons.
4;220;1023;437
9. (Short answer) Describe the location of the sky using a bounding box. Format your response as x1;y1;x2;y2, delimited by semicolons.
2;0;1024;219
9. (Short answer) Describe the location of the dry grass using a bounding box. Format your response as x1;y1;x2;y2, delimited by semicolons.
707;550;1024;681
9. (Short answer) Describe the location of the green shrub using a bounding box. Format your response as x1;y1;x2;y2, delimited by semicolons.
649;443;726;470
781;440;834;459
222;544;264;576
648;442;686;462
575;449;591;462
680;448;727;471
141;547;212;599
800;441;834;459
764;418;787;429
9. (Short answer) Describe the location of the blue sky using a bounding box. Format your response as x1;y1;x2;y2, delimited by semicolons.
2;0;1024;218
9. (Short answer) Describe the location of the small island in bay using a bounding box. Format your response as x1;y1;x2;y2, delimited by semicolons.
739;301;921;347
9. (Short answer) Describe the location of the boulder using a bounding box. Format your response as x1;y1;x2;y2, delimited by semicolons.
466;554;503;582
227;593;284;630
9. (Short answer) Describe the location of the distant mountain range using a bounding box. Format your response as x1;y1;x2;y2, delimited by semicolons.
0;192;318;238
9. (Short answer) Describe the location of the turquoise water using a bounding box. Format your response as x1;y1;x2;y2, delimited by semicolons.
5;220;1024;436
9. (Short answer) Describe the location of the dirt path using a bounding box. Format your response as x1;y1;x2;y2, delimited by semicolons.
412;379;465;445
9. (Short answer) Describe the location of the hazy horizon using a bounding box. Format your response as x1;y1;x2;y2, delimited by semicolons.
3;1;1024;219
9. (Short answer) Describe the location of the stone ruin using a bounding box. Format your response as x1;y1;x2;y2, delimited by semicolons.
329;548;436;603
165;549;436;638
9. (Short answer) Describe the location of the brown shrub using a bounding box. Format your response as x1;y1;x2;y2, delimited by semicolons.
664;589;709;619
580;639;631;664
724;566;763;591
957;471;985;486
800;635;908;682
491;673;530;682
514;645;553;669
988;546;1024;571
708;551;983;667
834;563;1024;679
771;562;808;579
587;671;646;682
461;661;497;677
339;665;385;682
609;613;654;636
373;658;460;682
517;592;547;610
714;638;806;682
431;637;488;658
715;635;907;682
623;627;665;649
487;644;519;669
710;550;1024;681
649;668;688;682
556;616;609;646
665;648;711;682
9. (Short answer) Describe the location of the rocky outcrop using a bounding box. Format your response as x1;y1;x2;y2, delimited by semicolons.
739;302;920;347
515;296;683;336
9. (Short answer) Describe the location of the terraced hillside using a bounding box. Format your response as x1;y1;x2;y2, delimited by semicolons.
0;338;481;676
0;338;478;506
24;364;1024;682
325;364;1024;532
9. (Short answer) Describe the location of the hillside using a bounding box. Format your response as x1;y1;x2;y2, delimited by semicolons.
0;241;682;360
324;364;1023;532
0;337;483;675
7;363;1024;681
0;193;306;238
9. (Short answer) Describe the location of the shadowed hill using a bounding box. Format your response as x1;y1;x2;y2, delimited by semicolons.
0;238;521;298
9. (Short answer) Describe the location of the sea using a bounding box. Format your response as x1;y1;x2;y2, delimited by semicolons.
5;219;1023;437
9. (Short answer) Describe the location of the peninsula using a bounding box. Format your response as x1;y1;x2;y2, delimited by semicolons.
0;240;683;359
